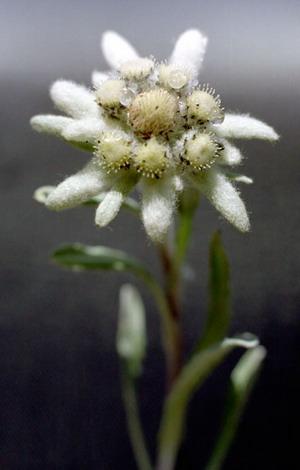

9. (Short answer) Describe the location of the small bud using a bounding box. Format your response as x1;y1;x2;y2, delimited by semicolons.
117;284;146;377
134;137;169;178
120;58;154;80
95;79;125;113
159;64;189;90
95;131;132;172
183;132;220;170
129;88;177;137
186;89;224;125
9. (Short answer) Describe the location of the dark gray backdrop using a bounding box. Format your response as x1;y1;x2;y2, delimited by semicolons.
1;0;299;468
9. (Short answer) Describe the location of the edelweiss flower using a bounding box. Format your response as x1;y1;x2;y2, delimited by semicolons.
31;29;278;242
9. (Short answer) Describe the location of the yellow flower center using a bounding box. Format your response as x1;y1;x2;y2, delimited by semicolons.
184;133;219;170
119;58;154;80
186;90;224;125
134;137;169;178
95;79;125;112
93;62;225;179
128;88;178;137
95;131;132;172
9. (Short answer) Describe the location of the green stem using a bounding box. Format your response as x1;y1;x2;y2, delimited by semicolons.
158;243;183;388
156;192;199;389
143;271;182;390
121;367;153;470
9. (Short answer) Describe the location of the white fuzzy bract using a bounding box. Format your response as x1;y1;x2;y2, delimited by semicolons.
31;29;279;242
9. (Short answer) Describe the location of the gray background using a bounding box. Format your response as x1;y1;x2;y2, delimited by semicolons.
1;0;299;468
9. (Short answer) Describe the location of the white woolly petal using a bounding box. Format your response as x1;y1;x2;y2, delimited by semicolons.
218;139;243;166
101;31;139;69
95;175;136;227
46;161;109;210
215;114;279;141
198;169;250;232
30;115;73;137
95;189;124;227
169;29;208;77
92;71;109;88
233;175;253;184
62;117;107;144
141;178;176;243
50;80;99;118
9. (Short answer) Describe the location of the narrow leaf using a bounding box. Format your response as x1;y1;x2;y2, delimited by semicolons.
52;244;151;280
117;284;147;378
198;231;230;350
157;334;258;470
205;346;266;470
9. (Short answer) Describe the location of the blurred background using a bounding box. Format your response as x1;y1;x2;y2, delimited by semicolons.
1;0;299;468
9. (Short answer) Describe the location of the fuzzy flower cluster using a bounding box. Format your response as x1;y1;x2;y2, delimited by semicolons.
31;29;278;242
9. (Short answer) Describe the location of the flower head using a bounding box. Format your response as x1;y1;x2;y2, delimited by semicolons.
31;29;279;242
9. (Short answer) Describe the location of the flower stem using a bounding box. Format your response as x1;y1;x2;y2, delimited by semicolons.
143;273;182;390
158;243;183;389
157;193;199;389
154;196;199;469
121;367;153;470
